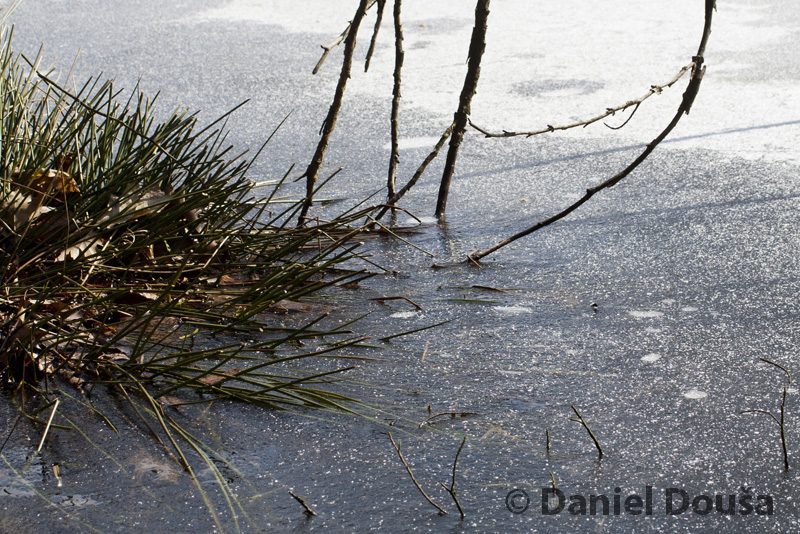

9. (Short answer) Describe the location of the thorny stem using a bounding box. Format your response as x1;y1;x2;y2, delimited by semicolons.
298;0;371;226
435;0;490;218
469;0;714;261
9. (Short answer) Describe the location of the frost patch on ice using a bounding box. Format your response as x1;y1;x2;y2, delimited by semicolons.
628;310;664;319
390;311;419;319
493;306;532;315
641;353;662;363
645;327;662;333
683;389;708;400
681;306;699;312
382;136;443;151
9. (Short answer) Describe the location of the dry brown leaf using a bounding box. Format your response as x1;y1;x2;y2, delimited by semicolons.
198;367;241;386
12;168;79;195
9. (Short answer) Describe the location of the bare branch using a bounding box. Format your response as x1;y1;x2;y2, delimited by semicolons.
469;0;715;261
468;64;692;138
313;0;379;75
298;0;371;226
441;437;467;519
388;432;449;515
435;0;490;218
373;122;454;222
364;0;387;73
570;405;603;460
386;0;404;203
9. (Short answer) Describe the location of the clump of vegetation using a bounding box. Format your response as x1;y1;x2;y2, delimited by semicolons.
0;27;375;416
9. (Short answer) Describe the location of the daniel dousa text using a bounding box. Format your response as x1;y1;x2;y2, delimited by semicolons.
505;486;774;516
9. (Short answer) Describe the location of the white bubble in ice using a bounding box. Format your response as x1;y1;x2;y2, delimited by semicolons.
683;389;708;400
493;306;532;315
628;310;664;319
390;311;418;319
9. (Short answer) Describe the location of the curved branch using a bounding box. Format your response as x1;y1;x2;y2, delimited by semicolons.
468;63;692;139
469;0;714;261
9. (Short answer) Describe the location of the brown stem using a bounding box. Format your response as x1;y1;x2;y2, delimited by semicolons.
468;64;692;138
442;437;467;519
373;122;453;222
469;0;713;261
571;405;603;460
298;0;371;226
313;0;379;75
388;432;449;515
386;0;404;204
418;411;478;428
289;490;317;516
372;295;423;311
364;0;386;73
435;0;490;218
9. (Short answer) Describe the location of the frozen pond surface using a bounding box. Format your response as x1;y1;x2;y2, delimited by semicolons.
3;1;800;532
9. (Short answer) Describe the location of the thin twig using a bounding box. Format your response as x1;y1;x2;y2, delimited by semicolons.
388;432;449;515
372;295;424;311
570;405;603;460
374;122;454;222
313;0;379;75
386;0;404;204
469;0;714;261
364;0;386;73
441;436;467;519
366;215;436;257
421;339;431;361
436;0;490;218
299;0;371;225
761;357;792;385
742;357;792;471
37;399;59;454
419;411;478;428
468;65;691;138
0;413;22;455
289;490;317;516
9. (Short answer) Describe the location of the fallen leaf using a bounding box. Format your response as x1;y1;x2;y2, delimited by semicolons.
198;368;241;386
